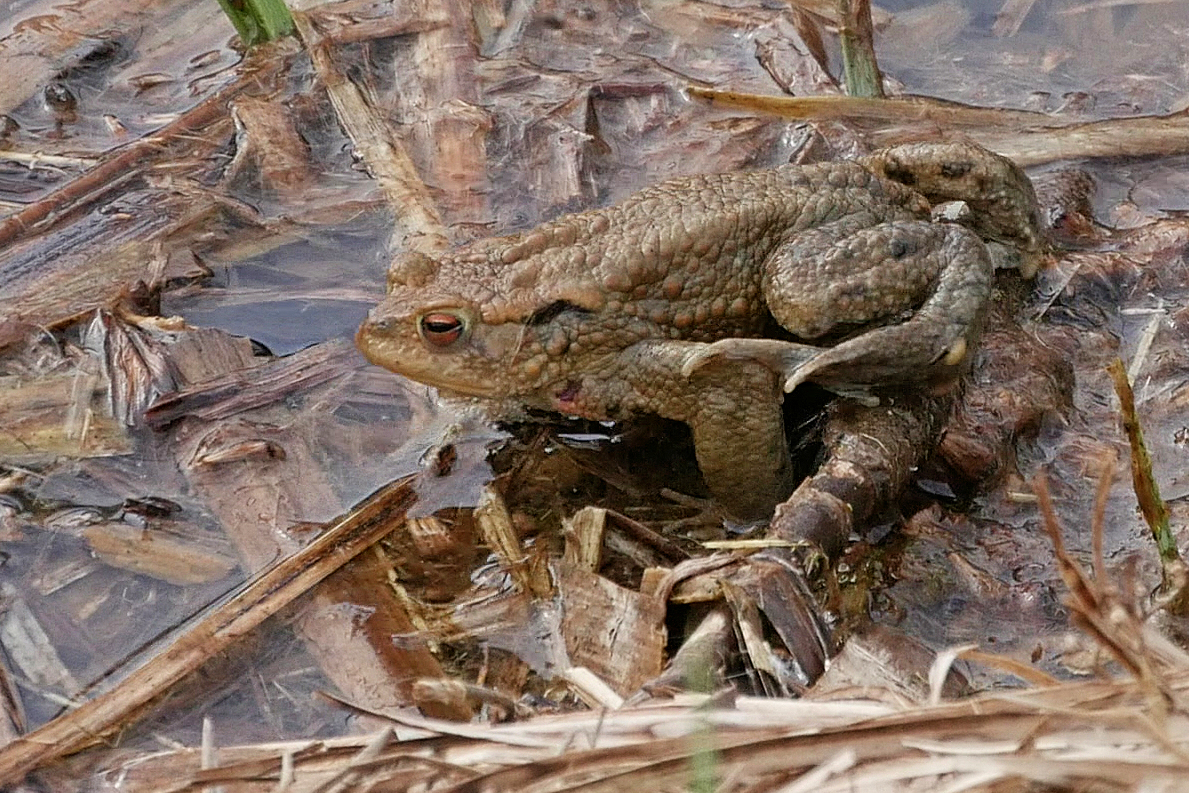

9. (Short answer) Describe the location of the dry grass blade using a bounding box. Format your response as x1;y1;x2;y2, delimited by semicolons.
1031;472;1178;729
958;649;1062;688
306;727;393;793
689;88;1189;166
101;673;1189;792
1092;450;1117;583
0;476;418;788
1030;474;1100;618
1107;359;1187;613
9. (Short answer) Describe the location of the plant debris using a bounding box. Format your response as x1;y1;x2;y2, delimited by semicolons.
1;0;1188;790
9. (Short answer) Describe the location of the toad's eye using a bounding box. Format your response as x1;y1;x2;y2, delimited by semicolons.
419;312;466;346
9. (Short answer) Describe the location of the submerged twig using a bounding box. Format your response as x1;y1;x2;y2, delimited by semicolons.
0;41;294;252
292;11;448;258
982;111;1189;166
0;477;418;788
688;87;1050;129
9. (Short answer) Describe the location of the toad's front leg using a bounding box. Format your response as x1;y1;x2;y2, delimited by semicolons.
614;340;796;524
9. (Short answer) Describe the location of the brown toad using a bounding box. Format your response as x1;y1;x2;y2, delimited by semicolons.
357;141;1044;521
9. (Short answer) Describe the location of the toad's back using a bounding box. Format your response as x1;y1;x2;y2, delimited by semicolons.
445;161;934;339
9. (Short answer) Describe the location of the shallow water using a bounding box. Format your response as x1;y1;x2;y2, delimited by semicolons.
1;0;1188;774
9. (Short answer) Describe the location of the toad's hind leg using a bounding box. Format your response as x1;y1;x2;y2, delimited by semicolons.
684;219;993;396
619;340;796;523
784;227;991;393
781;219;994;392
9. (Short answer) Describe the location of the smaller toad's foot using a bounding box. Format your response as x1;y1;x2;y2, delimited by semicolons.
678;336;877;404
756;217;994;396
679;337;821;382
679;337;890;406
682;305;981;402
783;328;973;399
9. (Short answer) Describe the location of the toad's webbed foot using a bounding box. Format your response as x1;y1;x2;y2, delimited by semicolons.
678;332;965;404
680;336;828;391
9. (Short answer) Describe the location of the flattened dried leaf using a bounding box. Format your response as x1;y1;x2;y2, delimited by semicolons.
80;522;238;586
557;561;665;695
0;372;130;462
85;311;180;426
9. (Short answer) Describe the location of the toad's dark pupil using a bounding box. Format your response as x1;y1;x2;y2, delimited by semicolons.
421;313;464;345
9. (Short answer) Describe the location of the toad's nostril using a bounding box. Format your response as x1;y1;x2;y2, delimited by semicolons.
356;317;392;350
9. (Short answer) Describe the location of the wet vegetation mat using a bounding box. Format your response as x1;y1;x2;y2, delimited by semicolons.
1;0;1189;789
